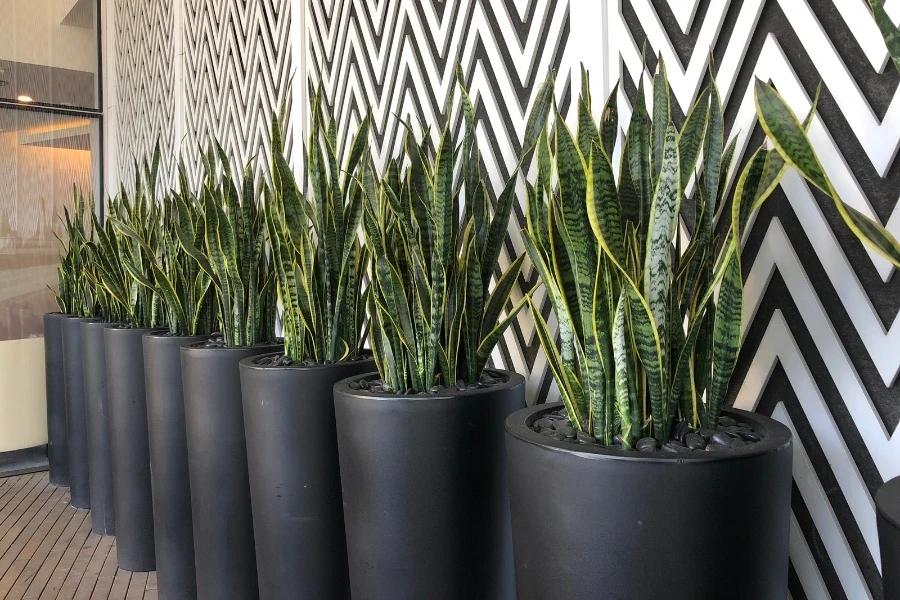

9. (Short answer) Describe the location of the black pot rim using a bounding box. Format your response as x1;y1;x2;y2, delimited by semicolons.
239;350;375;372
182;340;282;353
506;402;792;464
876;477;900;529
81;319;125;326
334;369;525;403
107;326;169;334
142;332;209;341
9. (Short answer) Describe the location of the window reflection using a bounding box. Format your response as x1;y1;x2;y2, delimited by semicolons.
0;0;99;109
0;108;99;340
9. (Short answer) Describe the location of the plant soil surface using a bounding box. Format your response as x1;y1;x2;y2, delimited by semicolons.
194;336;282;349
348;370;508;395
253;353;372;367
531;408;763;452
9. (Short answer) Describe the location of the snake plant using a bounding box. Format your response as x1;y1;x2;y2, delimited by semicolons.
86;149;164;329
109;155;218;336
363;70;546;393
524;61;813;446
174;144;277;347
752;1;900;272
266;95;370;362
52;187;95;317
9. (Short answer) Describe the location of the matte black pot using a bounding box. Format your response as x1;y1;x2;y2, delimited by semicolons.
43;313;71;487
144;333;207;600
62;316;94;508
505;403;794;600
105;326;165;572
182;342;283;600
81;319;121;535
240;354;375;600
333;370;526;600
877;476;900;600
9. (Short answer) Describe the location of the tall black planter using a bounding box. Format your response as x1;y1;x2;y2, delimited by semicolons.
144;333;207;600
505;403;794;600
240;355;375;600
877;476;900;600
105;326;164;572
62;316;93;508
182;343;283;600
333;370;526;600
43;313;70;487
81;319;121;535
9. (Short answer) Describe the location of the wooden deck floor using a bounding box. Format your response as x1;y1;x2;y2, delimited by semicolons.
0;472;157;600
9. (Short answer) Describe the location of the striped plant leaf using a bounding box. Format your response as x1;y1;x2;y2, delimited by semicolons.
870;0;900;72
612;291;638;448
755;79;900;268
707;252;742;428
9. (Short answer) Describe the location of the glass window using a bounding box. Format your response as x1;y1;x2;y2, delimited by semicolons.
0;107;100;340
0;0;99;109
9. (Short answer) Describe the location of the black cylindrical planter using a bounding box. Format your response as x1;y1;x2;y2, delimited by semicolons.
505;403;794;600
333;370;526;600
182;342;283;600
877;476;900;600
62;316;94;508
105;326;165;572
240;354;375;600
144;333;207;600
81;319;121;535
44;313;71;487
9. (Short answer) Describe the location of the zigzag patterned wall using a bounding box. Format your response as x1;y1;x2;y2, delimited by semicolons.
114;0;294;188
114;0;176;187
609;1;900;599
182;0;294;184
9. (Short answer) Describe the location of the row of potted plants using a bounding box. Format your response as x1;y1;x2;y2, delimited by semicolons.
43;21;900;600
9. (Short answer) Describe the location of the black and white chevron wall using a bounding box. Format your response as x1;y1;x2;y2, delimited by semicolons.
110;0;900;597
114;0;176;187
182;0;294;184
113;0;294;188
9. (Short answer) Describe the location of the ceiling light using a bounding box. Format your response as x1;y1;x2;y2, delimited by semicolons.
17;95;33;103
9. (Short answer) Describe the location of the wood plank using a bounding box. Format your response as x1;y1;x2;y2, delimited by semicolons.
106;569;130;600
38;514;93;600
71;536;113;600
0;480;57;574
52;527;102;600
89;542;119;600
19;508;83;600
141;590;156;600
0;487;72;598
124;572;147;600
0;475;20;504
143;572;155;590
0;475;44;540
23;511;87;600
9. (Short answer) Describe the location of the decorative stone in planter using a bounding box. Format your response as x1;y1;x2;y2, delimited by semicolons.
43;313;71;487
333;370;525;600
62;316;94;508
81;319;121;535
504;402;793;600
182;340;284;600
105;326;166;572
144;333;208;600
240;353;375;600
877;476;900;600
